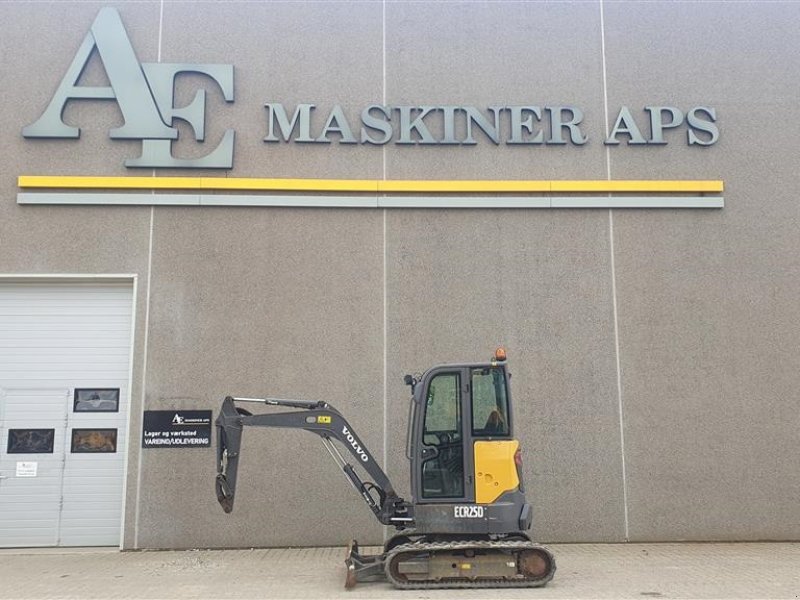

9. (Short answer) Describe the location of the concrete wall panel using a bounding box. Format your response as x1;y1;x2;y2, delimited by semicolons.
384;209;626;543
139;207;384;548
604;1;800;541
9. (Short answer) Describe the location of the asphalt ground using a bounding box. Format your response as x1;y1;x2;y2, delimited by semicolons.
0;543;798;599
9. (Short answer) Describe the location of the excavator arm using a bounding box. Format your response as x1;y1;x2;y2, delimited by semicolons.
215;396;413;527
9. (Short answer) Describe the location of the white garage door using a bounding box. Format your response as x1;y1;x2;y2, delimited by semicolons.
0;282;134;547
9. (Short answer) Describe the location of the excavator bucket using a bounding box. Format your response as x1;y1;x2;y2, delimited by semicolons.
215;472;235;513
215;397;244;513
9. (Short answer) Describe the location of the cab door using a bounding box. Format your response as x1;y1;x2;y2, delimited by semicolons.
468;365;520;505
412;368;474;503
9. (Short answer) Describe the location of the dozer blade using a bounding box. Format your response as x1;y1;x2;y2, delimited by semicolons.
344;541;358;589
343;539;386;588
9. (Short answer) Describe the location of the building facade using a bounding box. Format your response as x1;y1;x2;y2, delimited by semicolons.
0;1;798;549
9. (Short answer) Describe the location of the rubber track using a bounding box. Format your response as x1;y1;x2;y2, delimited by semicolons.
384;539;556;590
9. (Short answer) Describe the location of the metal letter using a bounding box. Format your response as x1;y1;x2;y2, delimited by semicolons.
462;106;501;145
23;7;174;140
507;106;543;145
264;103;315;142
687;107;719;146
316;105;357;144
546;106;588;145
360;105;393;144
396;106;437;145
440;106;460;145
646;106;684;145
605;107;647;145
124;63;235;168
142;63;234;141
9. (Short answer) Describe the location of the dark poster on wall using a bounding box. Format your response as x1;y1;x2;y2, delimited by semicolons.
142;410;212;448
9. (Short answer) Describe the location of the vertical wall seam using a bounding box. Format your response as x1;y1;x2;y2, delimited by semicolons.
134;0;164;549
381;0;388;542
157;0;164;62
600;0;630;542
119;275;138;549
134;207;154;549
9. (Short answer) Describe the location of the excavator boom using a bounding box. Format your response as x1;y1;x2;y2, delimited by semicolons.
215;396;413;526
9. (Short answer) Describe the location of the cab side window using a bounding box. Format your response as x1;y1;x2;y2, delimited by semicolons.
471;367;510;437
423;373;460;445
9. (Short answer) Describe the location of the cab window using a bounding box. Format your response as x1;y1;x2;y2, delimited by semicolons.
421;372;464;498
423;373;460;445
471;367;510;437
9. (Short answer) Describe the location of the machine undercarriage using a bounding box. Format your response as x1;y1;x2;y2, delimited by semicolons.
346;535;555;589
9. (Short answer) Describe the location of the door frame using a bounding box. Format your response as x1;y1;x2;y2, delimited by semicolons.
412;365;477;504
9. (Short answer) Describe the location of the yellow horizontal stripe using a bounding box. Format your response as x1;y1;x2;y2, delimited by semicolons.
18;176;724;194
18;175;203;189
210;177;379;192
551;180;724;193
377;180;552;193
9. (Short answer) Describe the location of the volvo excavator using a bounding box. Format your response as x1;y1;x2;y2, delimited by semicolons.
214;348;556;589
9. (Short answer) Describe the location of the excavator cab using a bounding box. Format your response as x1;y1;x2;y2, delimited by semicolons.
214;347;554;589
403;348;532;536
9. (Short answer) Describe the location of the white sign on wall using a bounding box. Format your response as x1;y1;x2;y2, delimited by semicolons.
15;462;37;477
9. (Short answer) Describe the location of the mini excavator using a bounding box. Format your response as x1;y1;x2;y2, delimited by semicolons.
215;348;556;589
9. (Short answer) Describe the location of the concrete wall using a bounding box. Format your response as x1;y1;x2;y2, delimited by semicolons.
0;0;798;548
